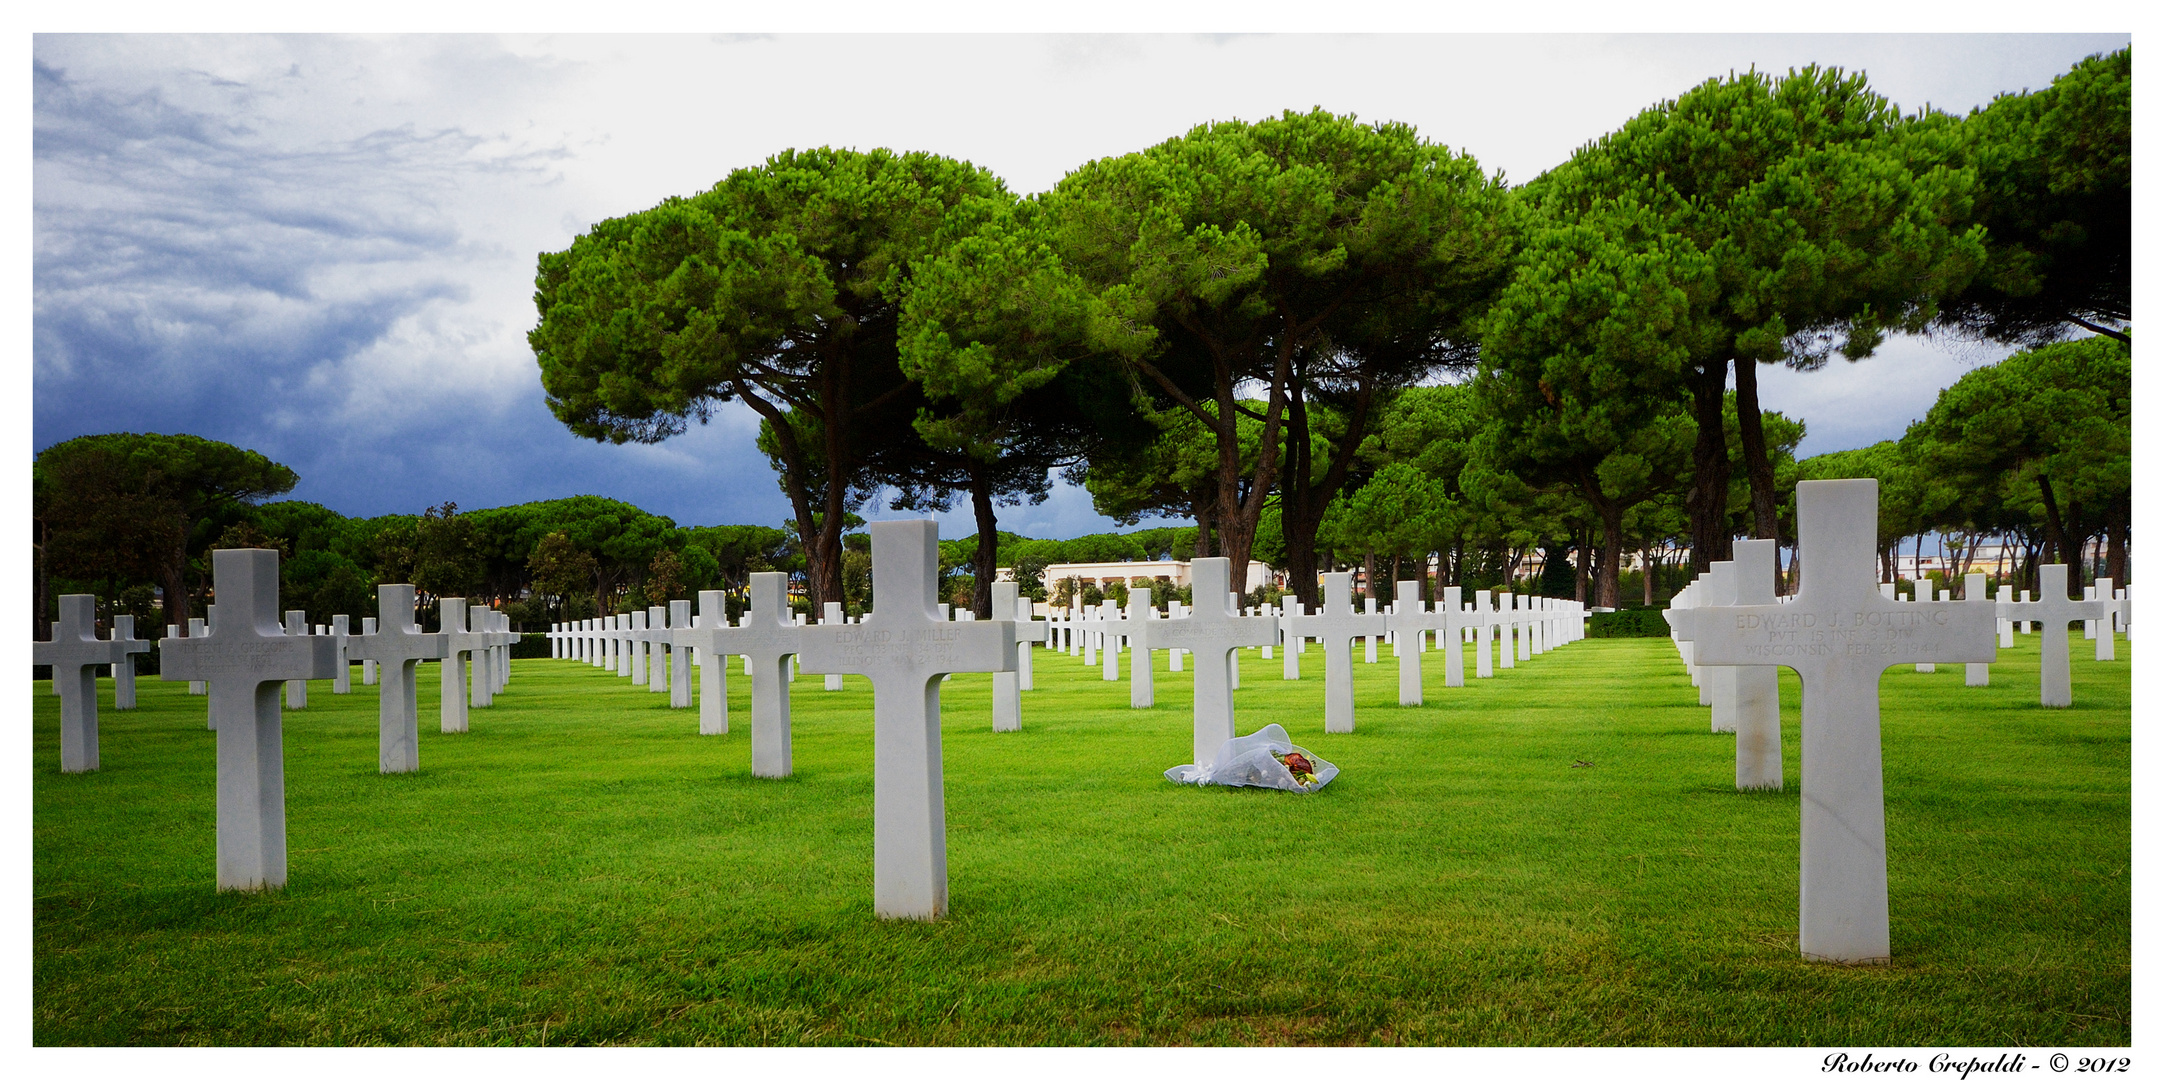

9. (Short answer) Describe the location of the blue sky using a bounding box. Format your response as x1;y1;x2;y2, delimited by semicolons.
31;32;2129;537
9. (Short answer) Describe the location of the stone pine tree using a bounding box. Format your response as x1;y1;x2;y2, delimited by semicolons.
895;201;1136;617
529;147;1008;610
1042;108;1512;595
1533;66;1987;572
1474;198;1710;609
1907;337;2130;585
32;432;296;637
1936;47;2129;348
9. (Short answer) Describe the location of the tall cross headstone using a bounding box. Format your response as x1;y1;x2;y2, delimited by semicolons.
1280;572;1388;733
1729;539;1783;792
990;581;1046;731
35;595;137;772
1665;479;1995;963
666;600;694;707
109;614;150;710
437;599;482;732
646;605;670;695
1703;562;1739;733
823;603;847;691
2004;564;2115;708
796;520;1016;920
1965;575;1992;686
1017;597;1044;691
1146;559;1279;766
329;615;353;693
157;549;337;890
345;584;449;774
2092;577;2117;661
1391;581;1426;706
1127;589;1155;708
1279;596;1303;680
187;617;208;695
738;573;806;776
283;612;311;708
360;617;380;684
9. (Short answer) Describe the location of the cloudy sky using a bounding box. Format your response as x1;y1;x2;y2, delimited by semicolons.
30;32;2129;538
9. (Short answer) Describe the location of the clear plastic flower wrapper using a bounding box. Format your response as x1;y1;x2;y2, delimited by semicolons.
1165;723;1339;792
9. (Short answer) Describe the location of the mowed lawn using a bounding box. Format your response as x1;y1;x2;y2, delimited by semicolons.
32;628;2130;1046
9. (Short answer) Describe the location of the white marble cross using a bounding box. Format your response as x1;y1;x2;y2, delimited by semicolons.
796;520;1016;920
283;612;311;709
1017;598;1044;691
1280;573;1388;733
1363;596;1380;663
328;615;353;694
1666;478;1995;963
1470;590;1499;678
1143;559;1279;766
1728;539;1783;792
187;617;208;695
822;602;848;691
361;617;380;684
1278;596;1303;679
157;549;338;890
1166;601;1185;671
1390;581;1426;705
1099;600;1122;682
1966;575;1993;686
2092;577;2117;661
991;581;1047;731
345;584;449;774
109;614;151;710
669;590;738;736
735;573;806;776
660;601;690;707
35;595;139;772
1126;589;1155;707
1394;586;1481;688
1703;562;1739;733
437;599;484;732
2002;564;2116;707
643;605;668;695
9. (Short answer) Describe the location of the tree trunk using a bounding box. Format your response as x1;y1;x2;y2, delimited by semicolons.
2107;508;2128;586
1280;385;1322;612
2036;474;2069;571
1686;359;1733;573
1362;551;1376;607
1732;356;1781;544
970;466;999;620
163;542;192;634
1588;497;1623;610
1643;545;1656;607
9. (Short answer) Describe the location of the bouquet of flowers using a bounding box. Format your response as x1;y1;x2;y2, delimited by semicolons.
1273;750;1320;787
1165;724;1338;792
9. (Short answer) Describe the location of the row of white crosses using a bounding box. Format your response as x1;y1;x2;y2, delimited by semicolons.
1664;478;2140;965
1049;569;1587;734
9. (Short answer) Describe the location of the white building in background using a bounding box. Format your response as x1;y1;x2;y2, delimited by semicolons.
1002;560;1278;591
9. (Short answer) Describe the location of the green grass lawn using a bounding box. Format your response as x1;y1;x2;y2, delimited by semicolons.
32;628;2130;1046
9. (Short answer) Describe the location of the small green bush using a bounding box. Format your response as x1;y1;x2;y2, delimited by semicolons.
1587;607;1671;638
